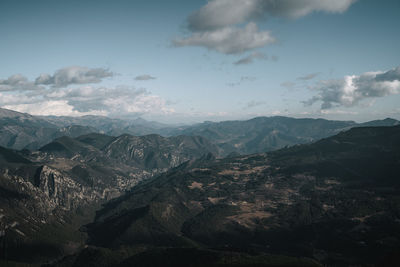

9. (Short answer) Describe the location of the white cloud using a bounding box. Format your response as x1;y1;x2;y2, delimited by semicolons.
174;23;274;54
4;100;108;117
304;66;400;109
0;67;173;117
320;109;358;115
1;86;173;117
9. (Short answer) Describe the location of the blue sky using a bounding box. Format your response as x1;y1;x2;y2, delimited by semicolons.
0;0;399;123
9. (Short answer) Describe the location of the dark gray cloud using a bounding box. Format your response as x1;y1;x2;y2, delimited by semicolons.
297;72;319;80
135;74;156;81
0;74;42;92
234;52;269;65
0;74;28;85
375;67;400;82
304;66;400;109
0;66;113;92
174;23;274;54
176;0;356;54
188;0;357;31
35;66;113;88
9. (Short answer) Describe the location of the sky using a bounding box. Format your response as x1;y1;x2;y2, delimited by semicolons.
0;0;399;123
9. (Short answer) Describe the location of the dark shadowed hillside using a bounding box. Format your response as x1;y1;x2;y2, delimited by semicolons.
84;125;400;266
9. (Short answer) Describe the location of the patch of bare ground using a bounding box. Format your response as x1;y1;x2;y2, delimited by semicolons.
188;181;203;190
227;211;273;228
352;211;385;222
48;158;77;170
325;179;341;185
217;165;268;176
207;197;226;204
190;168;211;173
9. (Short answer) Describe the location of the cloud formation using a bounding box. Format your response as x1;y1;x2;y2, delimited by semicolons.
175;0;356;54
135;74;156;81
35;66;113;88
2;86;173;117
0;67;172;117
188;0;356;31
0;66;113;92
234;52;269;65
0;74;42;92
174;23;274;54
304;66;400;109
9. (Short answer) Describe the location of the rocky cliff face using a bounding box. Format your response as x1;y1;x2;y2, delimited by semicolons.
103;134;219;170
0;164;107;243
0;132;218;261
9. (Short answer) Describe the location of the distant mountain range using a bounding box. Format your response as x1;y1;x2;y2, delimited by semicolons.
1;108;399;155
168;116;399;155
0;108;100;150
1;107;400;266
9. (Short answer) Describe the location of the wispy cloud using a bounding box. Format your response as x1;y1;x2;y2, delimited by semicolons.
234;52;270;65
135;74;156;81
304;66;400;109
281;81;296;89
297;72;320;80
243;100;266;109
227;76;257;87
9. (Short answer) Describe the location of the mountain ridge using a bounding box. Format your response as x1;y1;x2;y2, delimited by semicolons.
1;107;399;156
85;125;400;266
